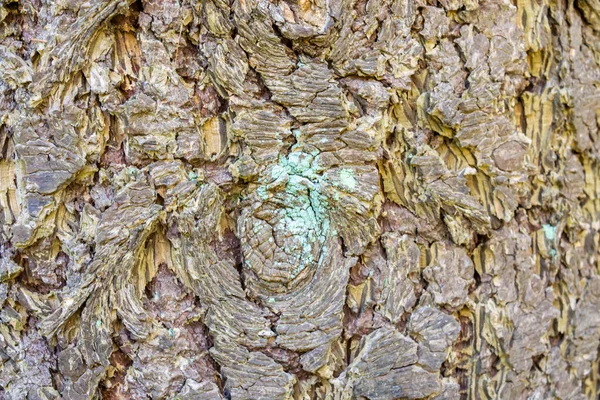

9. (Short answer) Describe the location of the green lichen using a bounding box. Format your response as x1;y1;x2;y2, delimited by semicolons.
253;151;333;281
338;168;357;191
542;224;556;241
257;186;269;200
270;164;287;180
286;152;317;178
280;189;327;279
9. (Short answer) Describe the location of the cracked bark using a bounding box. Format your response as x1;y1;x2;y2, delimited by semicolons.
1;0;600;399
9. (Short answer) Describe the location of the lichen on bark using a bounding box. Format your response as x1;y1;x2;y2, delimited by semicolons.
1;0;600;398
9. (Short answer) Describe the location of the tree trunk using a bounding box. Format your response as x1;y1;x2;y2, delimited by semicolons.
1;0;599;398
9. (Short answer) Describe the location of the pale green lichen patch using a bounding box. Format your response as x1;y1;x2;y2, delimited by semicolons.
279;183;329;280
249;151;333;282
257;186;269;200
542;224;556;241
270;164;288;180
338;168;357;191
285;152;317;178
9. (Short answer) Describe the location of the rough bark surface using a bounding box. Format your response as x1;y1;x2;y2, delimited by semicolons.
1;0;599;398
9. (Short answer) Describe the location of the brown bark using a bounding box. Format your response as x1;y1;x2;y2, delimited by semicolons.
1;0;599;398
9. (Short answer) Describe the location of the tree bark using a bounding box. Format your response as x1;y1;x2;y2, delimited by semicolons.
1;0;599;398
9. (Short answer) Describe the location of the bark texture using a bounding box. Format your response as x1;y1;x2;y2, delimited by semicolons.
1;0;600;398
